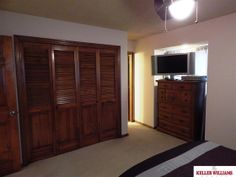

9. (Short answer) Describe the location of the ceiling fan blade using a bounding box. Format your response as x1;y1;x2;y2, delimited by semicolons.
154;0;172;20
154;0;164;12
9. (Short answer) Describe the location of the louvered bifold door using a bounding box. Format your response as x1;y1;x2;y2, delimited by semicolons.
20;42;54;162
78;47;99;146
52;46;79;153
99;49;120;140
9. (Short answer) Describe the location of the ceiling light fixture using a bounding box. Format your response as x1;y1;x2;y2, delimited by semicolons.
168;0;195;20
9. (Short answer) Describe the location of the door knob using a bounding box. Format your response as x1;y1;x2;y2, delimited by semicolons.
9;110;16;117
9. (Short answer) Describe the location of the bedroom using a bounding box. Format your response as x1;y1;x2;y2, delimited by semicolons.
0;0;236;176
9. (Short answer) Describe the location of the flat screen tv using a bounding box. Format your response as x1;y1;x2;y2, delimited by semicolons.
152;53;195;76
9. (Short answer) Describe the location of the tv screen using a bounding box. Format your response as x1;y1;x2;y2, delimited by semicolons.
152;53;194;75
158;54;188;73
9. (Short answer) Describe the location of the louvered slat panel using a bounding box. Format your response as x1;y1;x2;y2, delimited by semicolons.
23;44;51;109
100;52;116;101
53;47;78;153
79;48;99;146
79;49;97;103
22;42;54;162
99;49;118;140
55;50;76;105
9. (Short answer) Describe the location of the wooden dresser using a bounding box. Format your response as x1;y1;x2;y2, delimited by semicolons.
157;80;206;141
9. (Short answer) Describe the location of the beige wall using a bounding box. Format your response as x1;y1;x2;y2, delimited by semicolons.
128;40;136;52
135;12;236;149
0;10;128;135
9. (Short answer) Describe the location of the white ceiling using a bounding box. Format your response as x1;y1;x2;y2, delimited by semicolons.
1;0;236;40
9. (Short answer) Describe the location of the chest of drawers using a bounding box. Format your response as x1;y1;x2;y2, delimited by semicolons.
157;80;206;141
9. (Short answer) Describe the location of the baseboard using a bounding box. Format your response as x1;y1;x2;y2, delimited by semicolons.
134;120;157;129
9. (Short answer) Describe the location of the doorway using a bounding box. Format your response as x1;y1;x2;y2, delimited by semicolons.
128;52;134;122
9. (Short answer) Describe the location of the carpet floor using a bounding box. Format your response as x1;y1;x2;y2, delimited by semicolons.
7;122;184;177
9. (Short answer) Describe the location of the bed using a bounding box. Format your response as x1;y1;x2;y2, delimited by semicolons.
120;141;236;177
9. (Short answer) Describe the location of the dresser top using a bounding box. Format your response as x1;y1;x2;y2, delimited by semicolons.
156;79;206;83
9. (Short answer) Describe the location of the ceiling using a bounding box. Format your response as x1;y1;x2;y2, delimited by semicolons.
1;0;236;40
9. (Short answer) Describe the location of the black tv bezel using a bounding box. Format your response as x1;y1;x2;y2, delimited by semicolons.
152;53;192;76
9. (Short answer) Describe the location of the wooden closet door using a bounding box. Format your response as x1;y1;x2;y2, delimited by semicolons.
52;46;79;153
99;49;120;140
78;48;99;146
16;41;54;163
0;36;21;176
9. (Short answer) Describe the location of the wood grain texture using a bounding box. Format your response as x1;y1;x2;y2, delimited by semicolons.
100;50;116;101
29;111;53;160
23;43;51;109
55;107;78;152
54;49;76;105
80;104;99;146
99;49;119;140
78;48;99;146
15;40;54;163
0;36;21;176
157;80;206;141
100;101;117;139
52;46;79;153
15;35;121;165
79;48;97;104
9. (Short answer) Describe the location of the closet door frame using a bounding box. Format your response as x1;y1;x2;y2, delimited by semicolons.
14;35;121;165
15;37;28;164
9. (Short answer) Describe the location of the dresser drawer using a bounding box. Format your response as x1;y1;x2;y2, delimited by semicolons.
173;83;192;90
158;82;172;89
159;112;191;127
179;91;193;104
159;120;192;138
159;103;172;112
164;90;193;105
172;106;192;116
159;111;172;121
166;90;177;103
172;114;191;126
159;104;192;116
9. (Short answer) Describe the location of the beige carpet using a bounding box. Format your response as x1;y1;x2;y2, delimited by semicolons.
7;122;184;177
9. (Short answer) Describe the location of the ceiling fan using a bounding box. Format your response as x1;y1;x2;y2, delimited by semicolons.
154;0;173;20
154;0;198;21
